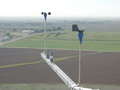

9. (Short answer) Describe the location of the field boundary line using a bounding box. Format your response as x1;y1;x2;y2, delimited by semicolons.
1;46;120;52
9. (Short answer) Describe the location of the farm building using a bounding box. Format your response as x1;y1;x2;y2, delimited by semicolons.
23;30;34;34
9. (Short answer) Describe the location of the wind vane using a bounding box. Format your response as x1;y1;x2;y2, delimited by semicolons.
72;24;85;45
72;24;85;86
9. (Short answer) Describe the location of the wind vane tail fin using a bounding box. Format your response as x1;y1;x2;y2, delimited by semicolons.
72;24;79;31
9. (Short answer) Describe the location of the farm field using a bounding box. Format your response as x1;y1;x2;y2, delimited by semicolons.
2;30;120;51
0;48;120;90
0;19;120;90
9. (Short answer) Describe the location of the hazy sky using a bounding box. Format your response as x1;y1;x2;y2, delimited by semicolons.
0;0;120;17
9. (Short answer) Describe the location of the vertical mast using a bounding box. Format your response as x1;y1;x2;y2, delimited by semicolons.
78;44;82;85
44;20;47;52
41;12;51;52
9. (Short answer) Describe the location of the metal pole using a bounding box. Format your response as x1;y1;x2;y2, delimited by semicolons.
41;12;51;52
78;44;82;85
44;20;47;52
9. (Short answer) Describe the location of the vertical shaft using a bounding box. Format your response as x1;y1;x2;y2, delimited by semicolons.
44;20;47;52
78;44;82;85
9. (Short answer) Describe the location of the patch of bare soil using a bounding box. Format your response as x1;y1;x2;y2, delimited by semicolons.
0;48;120;86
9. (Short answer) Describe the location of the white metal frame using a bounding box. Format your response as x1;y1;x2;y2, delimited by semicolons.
41;52;99;90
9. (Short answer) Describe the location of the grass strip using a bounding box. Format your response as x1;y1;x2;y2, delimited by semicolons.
54;51;103;61
0;84;119;90
0;52;102;69
54;55;78;62
0;60;42;69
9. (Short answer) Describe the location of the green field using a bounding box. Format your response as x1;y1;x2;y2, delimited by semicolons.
0;84;120;90
2;30;120;51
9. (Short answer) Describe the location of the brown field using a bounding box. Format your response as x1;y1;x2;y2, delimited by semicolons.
0;48;120;86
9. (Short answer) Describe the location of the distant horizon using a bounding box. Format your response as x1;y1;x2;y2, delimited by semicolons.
0;16;120;21
0;15;120;18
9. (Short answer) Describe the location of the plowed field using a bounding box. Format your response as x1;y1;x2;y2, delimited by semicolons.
0;48;120;86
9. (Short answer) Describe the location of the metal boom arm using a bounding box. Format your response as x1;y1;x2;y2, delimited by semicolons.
41;51;99;90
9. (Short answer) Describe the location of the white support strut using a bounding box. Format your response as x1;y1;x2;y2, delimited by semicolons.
41;52;99;90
